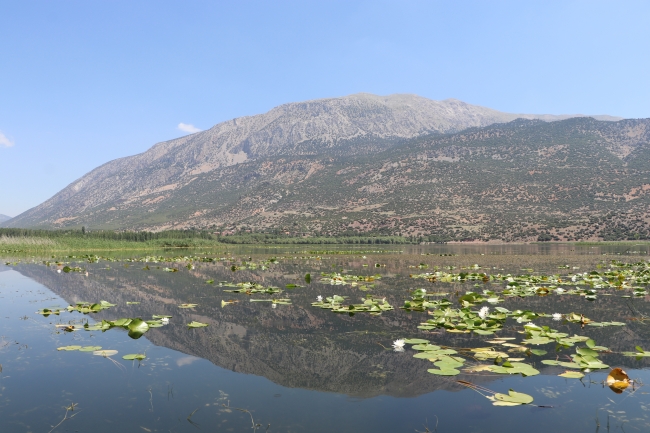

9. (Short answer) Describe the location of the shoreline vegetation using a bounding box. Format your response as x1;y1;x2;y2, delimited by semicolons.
1;228;649;254
0;228;415;253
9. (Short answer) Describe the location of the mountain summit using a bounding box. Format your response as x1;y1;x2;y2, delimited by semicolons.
5;93;639;241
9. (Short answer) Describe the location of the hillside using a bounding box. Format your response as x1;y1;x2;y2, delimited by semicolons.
0;214;12;224
5;93;644;242
197;117;649;242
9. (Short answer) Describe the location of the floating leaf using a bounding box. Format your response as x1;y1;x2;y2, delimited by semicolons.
187;321;209;328
489;389;534;406
221;299;238;307
36;308;62;316
606;368;631;393
57;345;82;351
433;359;464;369
404;338;430;344
122;353;146;361
112;318;132;327
146;320;164;328
93;350;118;357
576;347;599;357
79;346;102;352
486;362;539;376
559;371;584;379
127;318;149;339
427;368;460;376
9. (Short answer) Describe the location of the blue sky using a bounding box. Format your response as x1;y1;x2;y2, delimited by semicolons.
1;0;649;217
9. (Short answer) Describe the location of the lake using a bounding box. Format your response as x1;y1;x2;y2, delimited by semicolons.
1;243;650;432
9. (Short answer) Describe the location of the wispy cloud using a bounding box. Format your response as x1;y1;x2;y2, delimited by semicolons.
178;123;202;134
0;131;14;148
176;356;201;367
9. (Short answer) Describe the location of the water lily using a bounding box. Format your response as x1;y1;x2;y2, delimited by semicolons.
552;313;562;321
271;303;277;308
317;295;323;302
478;306;489;319
161;317;170;325
556;287;566;293
392;339;405;352
525;322;540;328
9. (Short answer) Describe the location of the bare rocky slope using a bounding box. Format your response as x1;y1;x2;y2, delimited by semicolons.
3;93;631;239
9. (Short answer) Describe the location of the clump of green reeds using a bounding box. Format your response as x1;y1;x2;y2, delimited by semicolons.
0;235;57;246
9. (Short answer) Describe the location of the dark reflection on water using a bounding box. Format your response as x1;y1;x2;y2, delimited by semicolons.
1;243;650;432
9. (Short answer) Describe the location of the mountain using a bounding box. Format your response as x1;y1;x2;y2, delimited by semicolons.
7;93;644;241
0;214;11;224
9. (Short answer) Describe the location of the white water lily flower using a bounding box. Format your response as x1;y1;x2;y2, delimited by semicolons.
392;339;406;352
272;303;277;309
57;269;61;273
478;306;490;319
556;287;566;294
552;313;562;321
317;295;323;302
161;317;170;325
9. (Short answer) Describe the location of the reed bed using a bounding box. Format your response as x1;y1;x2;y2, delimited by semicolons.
0;235;57;246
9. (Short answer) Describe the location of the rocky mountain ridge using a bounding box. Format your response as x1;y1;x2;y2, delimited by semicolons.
3;93;637;241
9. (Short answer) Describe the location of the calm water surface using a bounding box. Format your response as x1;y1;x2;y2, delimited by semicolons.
1;243;650;432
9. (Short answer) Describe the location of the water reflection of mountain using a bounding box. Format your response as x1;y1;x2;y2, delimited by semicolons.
15;258;650;397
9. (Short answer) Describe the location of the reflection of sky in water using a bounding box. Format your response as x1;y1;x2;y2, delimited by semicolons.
1;245;650;432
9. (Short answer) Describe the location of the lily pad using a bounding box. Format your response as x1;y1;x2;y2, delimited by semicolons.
427;368;460;376
79;346;102;352
127;318;150;339
559;371;585;379
93;349;118;357
606;368;631;393
122;353;146;361
187;321;209;328
404;338;430;344
489;389;534;406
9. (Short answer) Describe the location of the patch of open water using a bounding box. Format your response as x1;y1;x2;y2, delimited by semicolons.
1;243;650;432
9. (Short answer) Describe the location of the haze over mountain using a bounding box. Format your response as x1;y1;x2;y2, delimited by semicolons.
6;92;647;242
0;214;12;224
